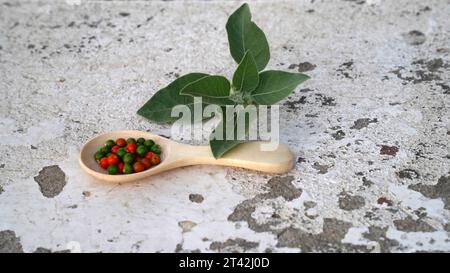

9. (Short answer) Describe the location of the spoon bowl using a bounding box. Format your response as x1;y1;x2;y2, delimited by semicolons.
79;130;294;183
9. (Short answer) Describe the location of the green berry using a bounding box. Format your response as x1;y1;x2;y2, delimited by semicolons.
107;165;118;175
137;137;145;144
127;138;136;144
94;151;104;161
105;139;115;148
136;145;147;157
100;146;110;154
144;139;154;148
116;147;127;158
123;163;134;174
123;153;135;164
150;144;161;154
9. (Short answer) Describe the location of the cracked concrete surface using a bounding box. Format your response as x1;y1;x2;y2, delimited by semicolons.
0;0;449;253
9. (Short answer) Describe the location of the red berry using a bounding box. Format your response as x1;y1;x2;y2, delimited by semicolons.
145;151;154;159
99;157;109;169
111;145;120;154
126;143;137;153
107;154;120;165
141;158;152;169
116;138;126;147
117;162;124;174
133;162;146;173
150;154;161;165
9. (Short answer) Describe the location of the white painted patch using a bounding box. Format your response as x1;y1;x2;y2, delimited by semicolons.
427;18;437;34
305;207;318;218
389;184;446;220
387;228;450;252
366;0;382;5
0;118;65;146
342;227;372;246
253;205;275;220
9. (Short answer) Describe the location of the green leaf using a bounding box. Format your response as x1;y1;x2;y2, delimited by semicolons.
251;70;310;105
137;73;208;123
180;75;235;105
209;107;256;158
226;3;270;71
210;137;244;159
232;51;259;95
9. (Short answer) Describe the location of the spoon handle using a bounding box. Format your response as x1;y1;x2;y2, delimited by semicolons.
168;141;294;174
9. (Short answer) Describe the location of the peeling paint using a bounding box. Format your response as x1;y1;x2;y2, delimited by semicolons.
276;218;369;252
288;62;316;72
210;238;259;252
390;184;446;220
380;145;399;156
189;194;204;203
338;192;366;211
0;230;24;253
408;175;450;210
397;169;420;180
34;165;66;198
350;118;378;130
228;176;301;233
362;226;399;253
393;216;436;232
1;0;449;253
312;162;331;174
403;30;426;45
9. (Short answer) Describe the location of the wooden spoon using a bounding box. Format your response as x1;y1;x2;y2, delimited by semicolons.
79;130;294;183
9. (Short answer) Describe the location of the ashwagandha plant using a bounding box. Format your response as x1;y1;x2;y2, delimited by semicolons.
137;3;310;158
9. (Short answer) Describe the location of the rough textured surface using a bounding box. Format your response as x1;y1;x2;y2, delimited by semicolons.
0;0;449;253
34;165;66;198
189;193;204;203
393;216;436;232
338;191;366;211
276;218;370;252
33;247;70;253
210;238;259;252
0;230;24;253
409;175;450;209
